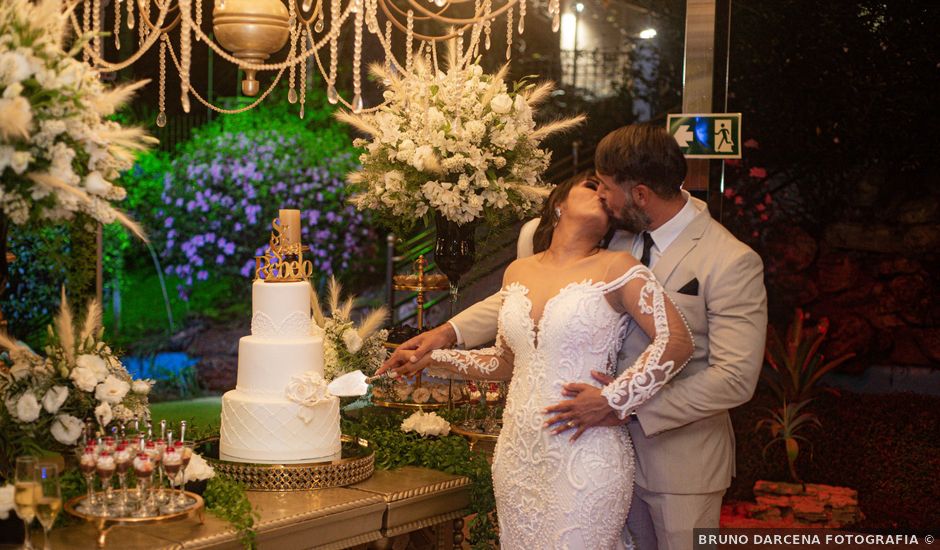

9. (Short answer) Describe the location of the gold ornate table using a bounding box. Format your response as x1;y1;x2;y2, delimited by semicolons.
46;467;470;549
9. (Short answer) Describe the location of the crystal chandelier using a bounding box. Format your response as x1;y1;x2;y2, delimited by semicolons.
67;0;563;125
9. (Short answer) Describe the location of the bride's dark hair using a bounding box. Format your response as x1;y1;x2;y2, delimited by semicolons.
532;170;606;254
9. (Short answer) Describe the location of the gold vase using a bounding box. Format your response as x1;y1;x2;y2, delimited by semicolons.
212;0;290;96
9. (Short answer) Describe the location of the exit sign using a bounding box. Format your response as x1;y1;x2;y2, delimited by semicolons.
667;113;742;159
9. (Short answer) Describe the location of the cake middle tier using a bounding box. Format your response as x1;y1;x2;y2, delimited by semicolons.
236;335;325;396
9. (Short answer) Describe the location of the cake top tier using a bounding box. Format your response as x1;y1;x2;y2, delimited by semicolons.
250;280;312;339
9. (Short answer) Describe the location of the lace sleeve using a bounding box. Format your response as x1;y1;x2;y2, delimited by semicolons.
428;333;513;381
599;263;694;419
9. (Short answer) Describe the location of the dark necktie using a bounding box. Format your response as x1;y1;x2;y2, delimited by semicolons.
640;232;655;267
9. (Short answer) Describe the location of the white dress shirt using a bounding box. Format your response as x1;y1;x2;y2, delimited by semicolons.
631;192;698;269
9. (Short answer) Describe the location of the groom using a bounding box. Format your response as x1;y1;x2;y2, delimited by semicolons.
382;124;767;550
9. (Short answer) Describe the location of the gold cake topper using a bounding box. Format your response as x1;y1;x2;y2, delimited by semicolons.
254;209;314;282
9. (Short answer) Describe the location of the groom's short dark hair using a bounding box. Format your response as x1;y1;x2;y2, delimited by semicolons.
595;124;686;198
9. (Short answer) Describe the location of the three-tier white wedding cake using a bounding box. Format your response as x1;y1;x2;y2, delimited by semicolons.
219;279;341;464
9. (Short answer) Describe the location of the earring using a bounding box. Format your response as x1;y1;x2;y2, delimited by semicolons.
554;207;562;218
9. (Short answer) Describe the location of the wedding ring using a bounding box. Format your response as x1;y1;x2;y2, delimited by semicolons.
566;421;576;428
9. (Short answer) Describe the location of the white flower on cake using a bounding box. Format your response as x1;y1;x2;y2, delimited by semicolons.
41;385;68;413
0;484;13;520
15;392;40;422
95;375;130;404
401;411;451;437
76;354;109;383
340;59;585;232
183;452;216;483
285;371;330;424
50;414;83;445
94;401;112;427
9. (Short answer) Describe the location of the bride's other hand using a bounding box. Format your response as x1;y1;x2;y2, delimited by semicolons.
377;324;457;376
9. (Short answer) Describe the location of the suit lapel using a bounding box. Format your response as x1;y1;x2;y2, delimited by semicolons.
652;199;710;284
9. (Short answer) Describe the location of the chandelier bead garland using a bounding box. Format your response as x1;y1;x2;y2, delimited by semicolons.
68;0;561;116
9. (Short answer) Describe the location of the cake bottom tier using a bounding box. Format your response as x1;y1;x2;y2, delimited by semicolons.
219;390;341;464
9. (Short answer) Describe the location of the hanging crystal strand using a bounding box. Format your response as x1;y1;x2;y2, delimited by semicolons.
351;0;363;113
299;27;308;118
303;0;314;10
482;0;491;50
518;0;526;34
127;0;135;30
505;5;513;59
139;0;150;48
92;0;101;59
287;0;299;104
114;0;122;50
405;9;414;73
82;0;91;63
382;20;392;84
314;0;325;33
156;39;167;127
365;0;378;35
550;0;560;32
195;0;204;41
326;0;339;103
180;0;192;113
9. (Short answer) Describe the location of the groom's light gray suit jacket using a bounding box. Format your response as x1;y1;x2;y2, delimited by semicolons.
449;196;767;494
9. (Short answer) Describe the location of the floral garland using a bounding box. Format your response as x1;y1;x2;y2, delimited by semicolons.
340;57;584;231
0;0;155;235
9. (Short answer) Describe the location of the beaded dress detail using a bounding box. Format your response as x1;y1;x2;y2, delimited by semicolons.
431;264;692;549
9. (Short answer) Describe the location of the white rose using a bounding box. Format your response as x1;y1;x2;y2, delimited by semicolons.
76;354;109;382
69;366;98;392
182;452;215;483
95;401;113;427
0;484;13;520
490;93;513;114
95;375;130;404
342;328;364;354
41;386;69;414
50;414;84;446
83;171;112;195
285;371;329;407
131;380;152;395
15;393;41;423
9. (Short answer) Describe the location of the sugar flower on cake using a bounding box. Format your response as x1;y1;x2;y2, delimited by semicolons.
285;370;330;423
0;0;156;235
401;411;451;438
310;277;389;381
0;289;151;475
183;452;216;483
340;55;585;233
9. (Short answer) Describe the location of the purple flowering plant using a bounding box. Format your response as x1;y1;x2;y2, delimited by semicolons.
153;128;375;301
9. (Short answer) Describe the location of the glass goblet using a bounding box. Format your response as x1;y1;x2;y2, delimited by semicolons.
161;447;183;513
95;452;116;515
113;445;133;514
176;442;195;507
132;453;155;517
77;446;98;513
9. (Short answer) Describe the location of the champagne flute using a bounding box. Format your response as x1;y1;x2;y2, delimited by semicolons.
77;446;98;512
14;456;38;550
35;465;61;550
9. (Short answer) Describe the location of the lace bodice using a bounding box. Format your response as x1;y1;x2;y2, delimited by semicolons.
428;258;693;549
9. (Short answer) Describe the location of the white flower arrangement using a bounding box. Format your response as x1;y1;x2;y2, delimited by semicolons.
0;289;151;469
340;54;584;231
400;411;451;438
0;0;156;235
310;277;388;381
182;452;216;483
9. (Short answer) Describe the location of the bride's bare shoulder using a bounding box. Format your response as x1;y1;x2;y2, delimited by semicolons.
504;255;541;282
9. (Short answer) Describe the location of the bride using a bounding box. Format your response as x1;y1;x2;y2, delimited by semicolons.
382;174;694;549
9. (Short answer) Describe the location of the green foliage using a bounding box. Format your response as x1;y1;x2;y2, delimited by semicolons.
204;475;258;548
763;308;855;404
754;399;820;484
148;398;222;436
343;410;498;548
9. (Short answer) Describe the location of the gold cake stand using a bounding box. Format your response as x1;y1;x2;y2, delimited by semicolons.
64;491;205;548
200;435;375;491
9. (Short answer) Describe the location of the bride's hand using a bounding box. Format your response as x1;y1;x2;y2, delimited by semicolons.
387;350;432;379
543;371;621;441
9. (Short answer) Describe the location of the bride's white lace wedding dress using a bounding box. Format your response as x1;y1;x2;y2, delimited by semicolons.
431;261;693;550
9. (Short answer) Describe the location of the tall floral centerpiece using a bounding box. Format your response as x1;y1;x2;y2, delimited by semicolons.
0;0;156;311
341;56;583;293
0;291;152;478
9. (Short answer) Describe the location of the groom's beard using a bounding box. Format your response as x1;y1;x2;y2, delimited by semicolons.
611;196;651;234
